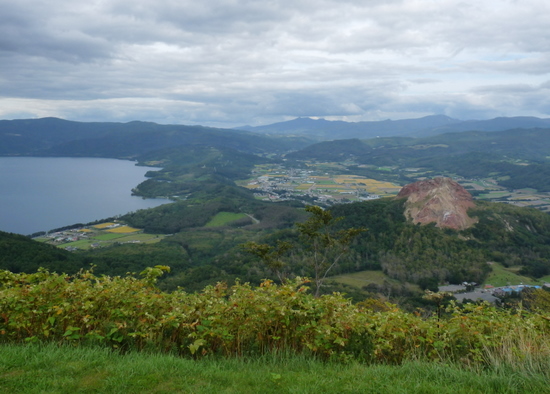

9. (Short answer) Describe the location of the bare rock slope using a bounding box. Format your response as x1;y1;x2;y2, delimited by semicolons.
396;177;477;230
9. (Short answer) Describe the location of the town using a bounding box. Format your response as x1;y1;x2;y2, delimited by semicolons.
238;161;550;212
237;163;402;205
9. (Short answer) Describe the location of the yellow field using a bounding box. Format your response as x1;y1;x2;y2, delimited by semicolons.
334;176;393;187
93;222;117;229
105;225;140;233
315;184;349;189
331;177;401;194
77;229;93;232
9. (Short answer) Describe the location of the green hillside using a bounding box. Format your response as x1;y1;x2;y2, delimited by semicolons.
0;231;86;274
4;194;550;301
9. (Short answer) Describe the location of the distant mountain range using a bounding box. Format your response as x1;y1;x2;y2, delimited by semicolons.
236;115;550;140
5;116;550;159
0;117;312;159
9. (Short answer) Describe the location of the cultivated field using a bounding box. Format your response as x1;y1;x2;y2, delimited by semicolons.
38;222;166;250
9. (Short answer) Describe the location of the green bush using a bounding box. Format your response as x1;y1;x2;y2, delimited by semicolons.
1;268;549;369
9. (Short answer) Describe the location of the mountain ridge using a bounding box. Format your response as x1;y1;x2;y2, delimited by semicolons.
236;115;550;140
0;117;312;158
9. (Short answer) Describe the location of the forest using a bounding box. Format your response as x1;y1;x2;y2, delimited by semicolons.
3;194;550;308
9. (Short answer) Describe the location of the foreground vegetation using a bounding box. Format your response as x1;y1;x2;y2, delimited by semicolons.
1;343;548;393
1;268;549;370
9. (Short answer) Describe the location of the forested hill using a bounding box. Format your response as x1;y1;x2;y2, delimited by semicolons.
4;195;550;296
0;231;86;274
329;198;550;286
0;117;312;158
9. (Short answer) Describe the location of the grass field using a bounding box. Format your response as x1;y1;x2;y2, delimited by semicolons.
332;270;398;288
93;233;128;241
479;192;511;199
484;262;544;287
332;264;546;293
1;343;547;393
205;212;248;227
115;233;165;243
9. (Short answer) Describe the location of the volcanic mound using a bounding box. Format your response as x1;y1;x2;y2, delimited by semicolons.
396;177;477;230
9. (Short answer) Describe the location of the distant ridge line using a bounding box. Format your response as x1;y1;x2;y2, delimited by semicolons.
236;115;550;140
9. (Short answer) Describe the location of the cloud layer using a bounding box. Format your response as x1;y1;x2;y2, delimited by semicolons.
1;0;549;127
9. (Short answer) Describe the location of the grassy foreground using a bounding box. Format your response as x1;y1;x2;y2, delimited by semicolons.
0;343;546;394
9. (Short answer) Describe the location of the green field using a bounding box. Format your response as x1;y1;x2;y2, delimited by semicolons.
332;264;546;292
332;270;398;288
479;191;511;199
205;212;247;227
93;233;128;241
484;263;544;287
60;232;166;250
115;233;165;243
1;344;547;394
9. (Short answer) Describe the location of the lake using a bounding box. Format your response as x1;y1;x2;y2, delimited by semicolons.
0;157;171;235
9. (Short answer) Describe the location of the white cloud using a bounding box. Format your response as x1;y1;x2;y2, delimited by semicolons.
0;0;549;127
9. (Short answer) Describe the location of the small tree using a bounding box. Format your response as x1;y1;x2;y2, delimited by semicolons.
241;240;293;283
243;206;365;297
296;206;365;297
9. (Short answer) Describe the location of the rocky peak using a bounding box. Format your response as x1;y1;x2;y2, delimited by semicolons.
396;177;477;230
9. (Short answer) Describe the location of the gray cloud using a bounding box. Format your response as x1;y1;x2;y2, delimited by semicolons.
0;0;549;127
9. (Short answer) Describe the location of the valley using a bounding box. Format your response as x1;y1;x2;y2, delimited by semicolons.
237;162;401;204
237;160;550;212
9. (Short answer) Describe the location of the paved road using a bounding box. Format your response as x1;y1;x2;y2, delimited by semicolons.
438;284;498;303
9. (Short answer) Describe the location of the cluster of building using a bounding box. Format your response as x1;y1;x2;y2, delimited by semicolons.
246;167;380;205
491;284;544;297
441;283;549;304
43;229;91;244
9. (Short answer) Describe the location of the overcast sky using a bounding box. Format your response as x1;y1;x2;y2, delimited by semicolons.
1;0;549;128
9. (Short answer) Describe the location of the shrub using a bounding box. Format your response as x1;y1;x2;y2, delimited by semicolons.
1;268;549;368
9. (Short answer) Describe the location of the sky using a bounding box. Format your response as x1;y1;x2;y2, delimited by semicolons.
1;0;549;128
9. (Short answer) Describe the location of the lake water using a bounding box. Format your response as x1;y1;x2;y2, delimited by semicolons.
0;157;171;235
